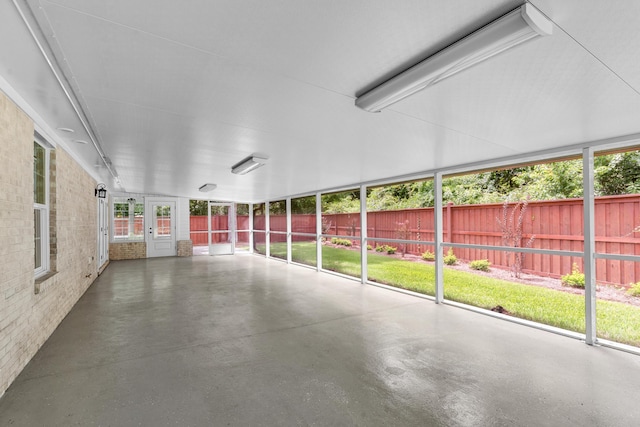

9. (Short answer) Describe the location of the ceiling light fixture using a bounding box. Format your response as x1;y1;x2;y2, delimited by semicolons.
199;183;217;192
355;3;553;113
231;155;269;175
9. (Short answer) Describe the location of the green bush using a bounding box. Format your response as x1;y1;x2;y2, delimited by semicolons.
367;244;373;251
470;259;491;271
627;282;640;297
374;244;397;254
561;263;585;288
421;250;435;261
444;248;457;265
330;237;352;247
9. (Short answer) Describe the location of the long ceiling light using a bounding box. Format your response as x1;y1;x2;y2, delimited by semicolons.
355;3;553;113
231;155;269;175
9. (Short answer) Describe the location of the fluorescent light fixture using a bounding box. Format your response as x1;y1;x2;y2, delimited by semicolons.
355;3;553;112
199;183;217;192
231;155;269;175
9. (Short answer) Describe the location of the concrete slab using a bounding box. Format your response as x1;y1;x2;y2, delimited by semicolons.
1;255;639;426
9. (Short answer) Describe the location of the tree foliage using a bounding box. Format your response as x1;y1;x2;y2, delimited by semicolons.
189;151;640;215
595;151;640;195
362;152;639;210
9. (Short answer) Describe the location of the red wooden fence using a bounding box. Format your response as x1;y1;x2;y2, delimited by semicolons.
189;216;250;245
188;194;640;285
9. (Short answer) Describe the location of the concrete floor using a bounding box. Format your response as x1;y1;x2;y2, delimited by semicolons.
2;256;640;426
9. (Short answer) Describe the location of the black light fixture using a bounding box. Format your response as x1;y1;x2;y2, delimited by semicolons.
95;183;107;198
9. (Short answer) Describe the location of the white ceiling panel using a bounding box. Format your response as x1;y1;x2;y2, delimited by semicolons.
2;0;639;201
391;25;640;150
531;0;640;94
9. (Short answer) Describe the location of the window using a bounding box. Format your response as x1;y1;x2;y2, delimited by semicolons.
321;189;361;278
269;200;287;261
113;197;144;240
291;195;317;267
34;140;49;277
252;203;266;255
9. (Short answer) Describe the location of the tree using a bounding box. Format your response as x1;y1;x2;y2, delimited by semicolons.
291;196;316;214
595;152;640;195
189;200;208;216
496;199;535;278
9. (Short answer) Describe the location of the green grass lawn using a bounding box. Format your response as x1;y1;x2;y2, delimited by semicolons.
262;242;640;346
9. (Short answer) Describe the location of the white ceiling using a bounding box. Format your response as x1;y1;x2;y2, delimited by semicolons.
1;0;640;202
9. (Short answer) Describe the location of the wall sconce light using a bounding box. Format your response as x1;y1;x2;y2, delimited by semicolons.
95;183;107;198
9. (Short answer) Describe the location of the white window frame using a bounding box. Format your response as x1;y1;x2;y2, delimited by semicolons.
34;138;50;278
111;197;145;242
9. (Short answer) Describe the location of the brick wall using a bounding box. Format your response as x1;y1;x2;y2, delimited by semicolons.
177;239;193;257
109;241;146;260
0;91;98;397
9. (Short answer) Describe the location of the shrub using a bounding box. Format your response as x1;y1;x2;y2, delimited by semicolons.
627;282;640;297
421;250;435;261
470;259;491;271
561;263;585;288
444;248;457;265
374;244;397;254
330;237;352;247
367;244;373;251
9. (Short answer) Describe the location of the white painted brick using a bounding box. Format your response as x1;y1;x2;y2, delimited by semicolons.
0;91;99;395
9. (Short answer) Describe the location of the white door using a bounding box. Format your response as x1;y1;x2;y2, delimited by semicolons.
97;197;109;268
208;202;235;255
146;201;176;257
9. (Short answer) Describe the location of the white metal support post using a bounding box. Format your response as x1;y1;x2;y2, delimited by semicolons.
360;185;368;283
583;147;597;345
316;193;322;271
286;198;292;263
434;172;444;303
207;200;212;249
248;203;254;253
265;201;270;258
230;203;236;254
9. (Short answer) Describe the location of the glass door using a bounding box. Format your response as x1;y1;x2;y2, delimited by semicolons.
146;201;176;257
97;197;109;267
209;202;235;255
